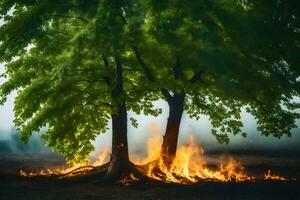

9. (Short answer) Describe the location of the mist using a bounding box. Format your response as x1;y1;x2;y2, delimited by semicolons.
0;127;50;154
1;62;300;157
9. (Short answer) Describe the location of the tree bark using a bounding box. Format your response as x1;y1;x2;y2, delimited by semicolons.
106;56;131;178
107;102;131;178
132;47;202;167
161;93;185;167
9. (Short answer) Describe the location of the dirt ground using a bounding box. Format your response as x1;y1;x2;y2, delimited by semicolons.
0;153;299;200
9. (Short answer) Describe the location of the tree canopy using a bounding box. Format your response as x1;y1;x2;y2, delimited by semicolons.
0;0;161;162
129;0;300;146
0;0;299;163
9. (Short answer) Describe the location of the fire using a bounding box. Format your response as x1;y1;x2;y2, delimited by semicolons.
118;173;139;186
93;146;111;166
19;124;294;184
20;146;111;178
264;170;287;181
132;124;255;184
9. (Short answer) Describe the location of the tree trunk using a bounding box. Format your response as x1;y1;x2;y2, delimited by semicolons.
106;56;131;178
161;93;185;167
107;101;131;178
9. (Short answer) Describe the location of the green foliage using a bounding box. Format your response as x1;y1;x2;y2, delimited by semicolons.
0;0;299;161
132;0;300;141
129;117;138;128
0;0;158;162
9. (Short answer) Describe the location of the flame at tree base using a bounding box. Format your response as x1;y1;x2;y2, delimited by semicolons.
19;124;295;184
133;126;255;184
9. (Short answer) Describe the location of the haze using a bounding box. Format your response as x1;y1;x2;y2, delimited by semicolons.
1;63;299;155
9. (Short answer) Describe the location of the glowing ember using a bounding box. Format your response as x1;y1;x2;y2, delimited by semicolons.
118;173;139;186
264;170;287;181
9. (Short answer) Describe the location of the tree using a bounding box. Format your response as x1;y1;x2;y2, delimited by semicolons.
0;0;160;178
130;0;300;165
1;0;299;176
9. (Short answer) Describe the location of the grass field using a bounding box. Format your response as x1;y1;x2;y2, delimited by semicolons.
0;153;299;200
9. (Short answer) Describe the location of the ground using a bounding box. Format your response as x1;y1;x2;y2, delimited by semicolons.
0;151;299;200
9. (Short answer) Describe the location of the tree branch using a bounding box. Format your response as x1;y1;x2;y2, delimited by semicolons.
91;102;112;108
120;14;128;24
161;88;173;103
73;68;104;72
44;14;89;23
74;78;105;83
132;46;155;82
172;58;182;80
123;67;141;71
123;77;139;87
133;46;176;104
189;70;202;84
102;55;112;85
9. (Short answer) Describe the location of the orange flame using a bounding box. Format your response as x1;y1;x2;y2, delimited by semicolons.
19;124;294;184
264;170;287;181
132;124;255;184
20;146;111;178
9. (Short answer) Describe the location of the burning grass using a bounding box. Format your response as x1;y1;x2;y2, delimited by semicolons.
19;146;111;178
19;125;295;184
264;170;288;181
132;125;255;184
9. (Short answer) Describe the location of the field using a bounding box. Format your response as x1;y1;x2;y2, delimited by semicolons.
0;152;299;200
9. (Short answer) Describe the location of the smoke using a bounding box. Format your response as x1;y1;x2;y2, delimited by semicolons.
0;128;51;154
92;101;300;159
0;103;299;158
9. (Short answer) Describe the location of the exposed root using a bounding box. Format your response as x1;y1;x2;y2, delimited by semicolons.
20;161;150;185
57;165;97;178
